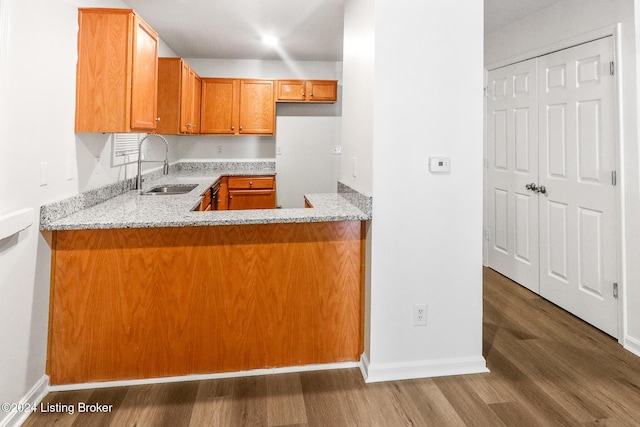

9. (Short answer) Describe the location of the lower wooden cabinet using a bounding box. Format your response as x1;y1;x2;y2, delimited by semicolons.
47;221;364;384
193;176;276;211
227;176;276;210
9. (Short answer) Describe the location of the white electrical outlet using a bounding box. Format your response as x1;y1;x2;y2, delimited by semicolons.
413;304;427;326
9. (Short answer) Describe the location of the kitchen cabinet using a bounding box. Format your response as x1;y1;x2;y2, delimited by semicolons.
200;79;276;135
193;180;222;211
47;221;363;384
75;8;159;133
276;80;338;103
227;176;276;210
156;58;201;135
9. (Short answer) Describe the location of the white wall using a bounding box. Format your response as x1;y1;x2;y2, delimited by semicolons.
485;0;640;355
0;0;78;424
343;0;486;381
275;116;341;208
340;0;374;196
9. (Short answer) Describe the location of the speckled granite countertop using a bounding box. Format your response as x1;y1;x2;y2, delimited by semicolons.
40;164;371;231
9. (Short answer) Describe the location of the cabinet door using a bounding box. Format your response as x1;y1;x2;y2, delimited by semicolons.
130;15;158;130
76;9;131;132
179;61;191;133
228;190;276;210
276;80;306;101
201;79;238;134
239;80;275;135
305;80;337;102
190;73;202;134
156;58;182;134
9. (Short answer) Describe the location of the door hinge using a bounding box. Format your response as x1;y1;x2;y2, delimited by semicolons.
610;61;615;76
612;170;617;186
613;282;619;299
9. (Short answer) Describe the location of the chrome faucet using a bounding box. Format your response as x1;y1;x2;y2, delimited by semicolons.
135;134;170;190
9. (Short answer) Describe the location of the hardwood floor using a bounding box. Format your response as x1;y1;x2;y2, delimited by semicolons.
24;267;640;426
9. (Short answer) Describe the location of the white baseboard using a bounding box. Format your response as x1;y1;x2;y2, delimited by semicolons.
0;375;49;427
49;361;360;392
624;335;640;357
359;352;489;383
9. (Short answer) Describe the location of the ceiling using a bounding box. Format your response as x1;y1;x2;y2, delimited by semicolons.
125;0;564;61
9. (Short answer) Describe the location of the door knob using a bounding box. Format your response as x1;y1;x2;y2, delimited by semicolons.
539;185;547;194
525;183;539;192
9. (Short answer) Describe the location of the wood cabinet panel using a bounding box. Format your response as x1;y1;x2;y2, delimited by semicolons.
200;78;238;134
157;58;201;135
227;176;274;190
305;80;338;102
130;15;159;130
75;8;158;133
276;80;337;103
201;79;274;135
226;175;276;210
228;190;276;210
48;222;364;384
239;80;275;134
276;80;307;101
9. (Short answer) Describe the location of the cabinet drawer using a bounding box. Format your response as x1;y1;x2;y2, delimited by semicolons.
227;176;274;190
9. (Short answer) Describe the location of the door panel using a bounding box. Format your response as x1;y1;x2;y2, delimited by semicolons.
538;37;617;337
486;36;618;338
487;59;540;293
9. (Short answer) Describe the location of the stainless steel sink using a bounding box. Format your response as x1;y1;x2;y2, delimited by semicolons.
142;184;198;195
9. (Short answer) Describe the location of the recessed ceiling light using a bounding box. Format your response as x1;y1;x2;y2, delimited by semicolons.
262;35;279;47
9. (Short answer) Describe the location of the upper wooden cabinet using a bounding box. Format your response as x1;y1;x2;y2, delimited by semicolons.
201;78;275;135
75;8;159;133
276;80;338;103
156;58;201;135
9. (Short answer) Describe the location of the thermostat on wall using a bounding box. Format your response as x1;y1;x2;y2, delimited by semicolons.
429;157;451;173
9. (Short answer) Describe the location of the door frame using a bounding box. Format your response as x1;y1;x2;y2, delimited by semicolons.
482;23;626;344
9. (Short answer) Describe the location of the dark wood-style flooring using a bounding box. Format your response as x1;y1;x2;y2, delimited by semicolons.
24;267;640;426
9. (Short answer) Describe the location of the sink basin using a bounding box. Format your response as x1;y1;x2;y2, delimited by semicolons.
142;184;198;195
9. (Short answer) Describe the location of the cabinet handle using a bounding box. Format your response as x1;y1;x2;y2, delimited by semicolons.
231;126;235;130
310;93;313;97
240;126;243;131
155;117;161;121
249;181;253;187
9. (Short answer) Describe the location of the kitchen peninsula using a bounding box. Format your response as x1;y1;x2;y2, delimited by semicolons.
40;162;371;386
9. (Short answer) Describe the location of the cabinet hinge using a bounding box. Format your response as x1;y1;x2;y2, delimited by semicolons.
610;61;615;76
612;170;617;186
613;282;619;299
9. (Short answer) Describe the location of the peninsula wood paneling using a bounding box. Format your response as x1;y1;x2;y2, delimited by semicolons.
47;221;363;385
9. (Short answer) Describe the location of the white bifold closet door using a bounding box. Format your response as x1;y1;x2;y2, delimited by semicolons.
487;36;618;338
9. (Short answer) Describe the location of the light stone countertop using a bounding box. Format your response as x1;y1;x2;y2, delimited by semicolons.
40;168;371;231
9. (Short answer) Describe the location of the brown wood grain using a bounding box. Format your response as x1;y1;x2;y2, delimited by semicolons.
48;222;363;384
156;58;182;134
200;78;239;134
75;9;158;133
238;80;275;135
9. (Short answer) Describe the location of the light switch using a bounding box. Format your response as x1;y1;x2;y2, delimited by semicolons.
429;157;451;173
